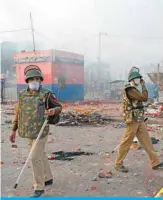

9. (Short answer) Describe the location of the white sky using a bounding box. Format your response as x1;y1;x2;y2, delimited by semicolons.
0;0;163;78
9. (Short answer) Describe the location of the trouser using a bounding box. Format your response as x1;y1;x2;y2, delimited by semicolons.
115;120;160;168
28;136;53;190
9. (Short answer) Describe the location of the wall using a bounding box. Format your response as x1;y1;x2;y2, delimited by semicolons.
52;50;84;101
14;49;84;102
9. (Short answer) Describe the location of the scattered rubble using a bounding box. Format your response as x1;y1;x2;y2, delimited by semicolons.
0;161;4;165
57;102;121;126
113;123;125;128
5;120;12;124
58;112;112;126
98;172;106;178
98;169;112;179
90;186;97;191
1;100;163;197
48;155;55;160
12;144;18;148
133;173;138;177
148;124;163;132
150;137;159;144
145;102;163;118
2;100;163;127
92;177;98;181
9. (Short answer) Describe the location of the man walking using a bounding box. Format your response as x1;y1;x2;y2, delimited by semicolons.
9;65;62;197
115;67;163;173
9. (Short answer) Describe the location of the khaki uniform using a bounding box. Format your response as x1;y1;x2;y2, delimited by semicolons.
115;84;160;168
28;136;52;190
12;91;62;190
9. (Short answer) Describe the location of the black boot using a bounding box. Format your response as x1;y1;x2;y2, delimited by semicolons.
45;179;53;186
152;162;163;170
115;166;129;173
31;190;44;198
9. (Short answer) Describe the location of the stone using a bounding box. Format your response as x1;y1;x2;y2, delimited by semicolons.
92;177;98;181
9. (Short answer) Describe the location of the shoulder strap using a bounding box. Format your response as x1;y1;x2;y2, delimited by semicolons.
39;88;52;106
45;92;51;109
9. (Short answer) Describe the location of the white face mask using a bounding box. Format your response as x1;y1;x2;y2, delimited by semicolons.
134;78;141;85
28;81;40;90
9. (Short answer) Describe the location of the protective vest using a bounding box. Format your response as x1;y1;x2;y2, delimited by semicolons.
122;83;145;123
18;88;50;139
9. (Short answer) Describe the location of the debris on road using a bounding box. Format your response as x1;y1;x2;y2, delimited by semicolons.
48;155;55;160
145;102;163;118
98;169;112;179
151;137;159;144
57;102;121;126
90;186;97;191
1;100;163;197
0;161;4;165
5;120;12;124
148;124;163;132
12;144;18;148
92;177;98;181
13;161;18;164
58;112;112;126
98;172;105;178
133;173;138;177
113;123;125;128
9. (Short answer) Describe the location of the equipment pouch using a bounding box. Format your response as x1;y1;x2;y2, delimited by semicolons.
37;99;45;120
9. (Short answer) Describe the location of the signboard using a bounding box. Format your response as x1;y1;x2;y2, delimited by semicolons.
54;50;84;65
13;50;53;64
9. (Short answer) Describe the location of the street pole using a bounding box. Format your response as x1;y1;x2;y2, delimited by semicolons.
30;12;36;51
98;32;101;79
98;32;101;96
98;32;108;96
157;63;160;102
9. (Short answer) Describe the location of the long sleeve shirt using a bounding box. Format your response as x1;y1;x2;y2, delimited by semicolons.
12;92;62;131
126;85;148;102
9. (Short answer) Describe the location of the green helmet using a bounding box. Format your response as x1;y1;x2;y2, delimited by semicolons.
128;71;142;82
25;69;44;83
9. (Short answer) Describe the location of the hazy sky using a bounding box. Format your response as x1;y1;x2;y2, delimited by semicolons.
0;0;163;78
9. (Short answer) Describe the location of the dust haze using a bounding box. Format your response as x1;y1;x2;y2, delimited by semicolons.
0;0;163;79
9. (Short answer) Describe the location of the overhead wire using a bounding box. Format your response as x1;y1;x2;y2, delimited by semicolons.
100;33;163;40
0;28;31;34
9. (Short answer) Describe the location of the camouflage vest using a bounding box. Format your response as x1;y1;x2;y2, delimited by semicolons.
122;83;145;123
18;88;50;139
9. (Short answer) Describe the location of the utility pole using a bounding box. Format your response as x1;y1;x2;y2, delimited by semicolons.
98;32;107;96
97;32;101;97
1;75;5;103
98;32;101;81
157;63;160;101
30;12;36;51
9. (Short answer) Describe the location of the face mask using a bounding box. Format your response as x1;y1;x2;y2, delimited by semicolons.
134;78;141;85
28;81;40;90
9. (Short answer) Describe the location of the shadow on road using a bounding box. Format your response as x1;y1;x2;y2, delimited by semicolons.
51;151;95;161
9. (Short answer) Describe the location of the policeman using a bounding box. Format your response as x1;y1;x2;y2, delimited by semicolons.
115;67;163;172
9;65;62;197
